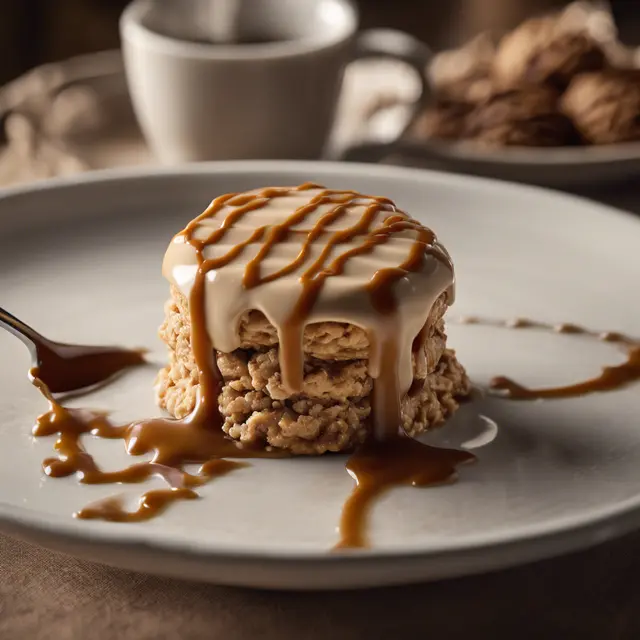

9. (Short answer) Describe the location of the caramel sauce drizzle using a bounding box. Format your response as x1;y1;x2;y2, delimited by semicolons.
457;316;640;400
22;183;465;539
180;183;453;436
77;490;199;523
336;438;475;549
29;373;258;521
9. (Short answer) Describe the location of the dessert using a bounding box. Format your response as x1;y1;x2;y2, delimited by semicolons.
428;34;495;105
464;87;578;147
414;100;474;142
157;184;470;454
561;70;640;144
410;1;640;149
492;16;606;92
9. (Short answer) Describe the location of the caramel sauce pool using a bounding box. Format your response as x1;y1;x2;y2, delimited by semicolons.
336;438;475;549
29;374;266;522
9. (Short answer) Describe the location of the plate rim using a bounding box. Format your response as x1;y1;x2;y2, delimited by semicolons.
2;160;640;572
0;158;638;222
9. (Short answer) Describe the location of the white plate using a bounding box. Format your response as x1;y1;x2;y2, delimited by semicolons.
1;161;640;590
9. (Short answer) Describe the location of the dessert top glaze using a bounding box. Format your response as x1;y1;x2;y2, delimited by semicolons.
162;183;455;416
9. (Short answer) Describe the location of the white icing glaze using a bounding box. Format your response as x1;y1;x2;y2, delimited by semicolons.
162;185;455;420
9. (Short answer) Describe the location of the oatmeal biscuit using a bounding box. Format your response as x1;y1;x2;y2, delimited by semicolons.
157;287;470;454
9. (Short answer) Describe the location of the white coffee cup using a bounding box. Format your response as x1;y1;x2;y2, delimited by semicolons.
120;0;432;163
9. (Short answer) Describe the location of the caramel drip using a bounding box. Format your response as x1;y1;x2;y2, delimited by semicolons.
76;490;199;522
28;372;286;521
177;189;319;428
279;200;395;393
491;347;640;399
180;184;392;395
456;316;640;400
76;459;240;522
366;223;439;440
336;438;475;549
185;270;222;428
243;192;365;287
182;183;322;244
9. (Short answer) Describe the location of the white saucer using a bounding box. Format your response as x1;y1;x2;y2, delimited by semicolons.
1;161;639;589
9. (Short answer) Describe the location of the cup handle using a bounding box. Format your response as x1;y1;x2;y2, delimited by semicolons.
333;29;432;161
353;28;432;103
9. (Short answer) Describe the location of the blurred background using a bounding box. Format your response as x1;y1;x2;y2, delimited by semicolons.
2;0;639;85
3;0;640;193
